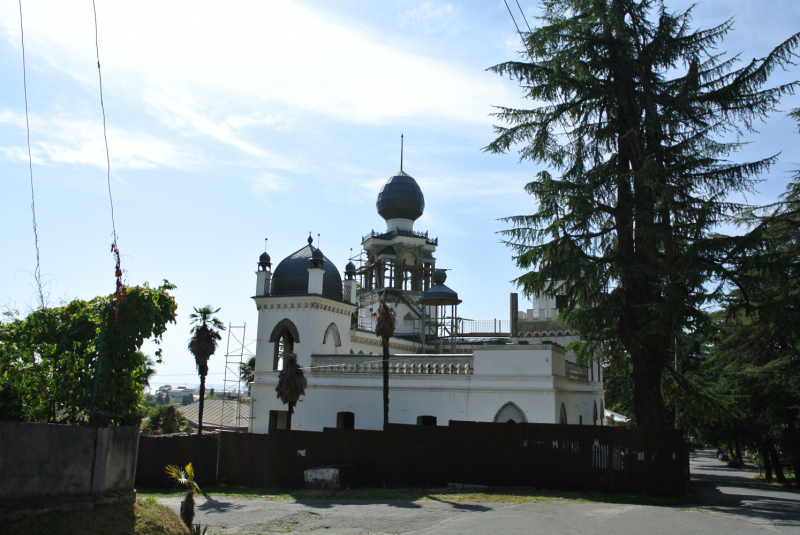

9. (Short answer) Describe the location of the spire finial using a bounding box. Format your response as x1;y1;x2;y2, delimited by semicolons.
400;133;404;172
264;237;268;252
308;232;313;245
318;233;321;248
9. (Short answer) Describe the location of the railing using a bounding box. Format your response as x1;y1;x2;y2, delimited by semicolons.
458;319;510;334
322;278;344;300
310;354;474;375
362;229;438;246
270;277;348;302
565;361;589;381
270;277;308;296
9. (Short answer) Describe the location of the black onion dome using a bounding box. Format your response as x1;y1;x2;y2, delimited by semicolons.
376;171;425;221
259;251;271;264
271;244;343;299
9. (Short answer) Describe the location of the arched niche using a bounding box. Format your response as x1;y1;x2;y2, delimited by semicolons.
593;400;598;425
599;399;605;426
269;319;299;370
493;402;527;424
323;322;341;347
559;402;568;425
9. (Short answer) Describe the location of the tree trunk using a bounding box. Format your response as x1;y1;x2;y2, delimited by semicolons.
382;338;389;430
768;443;786;483
734;440;743;467
198;374;206;435
629;346;667;430
762;444;773;481
180;489;195;529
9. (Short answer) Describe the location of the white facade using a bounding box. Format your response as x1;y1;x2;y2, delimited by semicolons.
247;164;604;433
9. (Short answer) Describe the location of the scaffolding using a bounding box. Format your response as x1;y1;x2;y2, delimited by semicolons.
219;324;254;432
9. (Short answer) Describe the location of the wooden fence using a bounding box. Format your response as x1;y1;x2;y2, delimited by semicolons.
136;421;689;496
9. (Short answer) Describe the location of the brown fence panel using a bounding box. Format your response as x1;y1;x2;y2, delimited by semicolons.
322;428;387;487
385;424;449;488
135;434;219;489
217;432;269;487
266;430;327;487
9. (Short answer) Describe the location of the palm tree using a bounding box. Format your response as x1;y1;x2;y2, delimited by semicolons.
239;356;256;395
274;352;306;430
165;462;200;529
188;305;225;435
375;298;395;429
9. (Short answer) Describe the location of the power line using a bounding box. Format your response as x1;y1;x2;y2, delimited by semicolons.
18;0;45;309
502;0;534;59
91;0;123;295
515;0;533;33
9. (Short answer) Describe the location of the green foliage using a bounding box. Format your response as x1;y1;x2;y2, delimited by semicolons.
187;305;224;435
275;352;307;430
239;356;255;393
0;281;177;423
487;0;799;428
147;404;188;434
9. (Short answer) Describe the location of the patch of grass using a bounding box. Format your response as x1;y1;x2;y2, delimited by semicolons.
137;485;695;507
0;499;189;535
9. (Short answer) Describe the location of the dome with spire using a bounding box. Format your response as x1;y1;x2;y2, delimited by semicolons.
271;237;343;299
376;171;425;221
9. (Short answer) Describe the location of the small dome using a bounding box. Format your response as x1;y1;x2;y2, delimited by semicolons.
376;171;425;221
271;243;342;299
420;269;461;306
258;251;272;271
311;248;324;260
345;261;356;280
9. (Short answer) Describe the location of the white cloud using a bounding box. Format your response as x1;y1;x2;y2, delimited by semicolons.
400;2;455;28
0;0;510;133
0;109;194;170
249;172;292;196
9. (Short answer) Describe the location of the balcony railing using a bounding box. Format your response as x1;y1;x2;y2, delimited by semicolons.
310;354;473;375
565;361;589;381
458;319;510;335
270;277;348;302
362;229;438;246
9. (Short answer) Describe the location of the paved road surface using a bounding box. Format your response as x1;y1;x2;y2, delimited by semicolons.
158;448;799;534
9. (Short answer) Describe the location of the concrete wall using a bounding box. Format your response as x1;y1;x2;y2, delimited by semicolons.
0;421;139;502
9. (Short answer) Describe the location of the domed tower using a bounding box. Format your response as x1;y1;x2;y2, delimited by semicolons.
252;235;357;375
355;139;439;337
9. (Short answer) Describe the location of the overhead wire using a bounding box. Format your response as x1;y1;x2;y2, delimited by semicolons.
17;0;45;309
91;0;124;297
502;0;534;59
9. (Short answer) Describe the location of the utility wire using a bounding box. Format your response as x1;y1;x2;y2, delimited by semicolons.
91;0;123;295
515;0;533;33
18;0;45;309
502;0;534;59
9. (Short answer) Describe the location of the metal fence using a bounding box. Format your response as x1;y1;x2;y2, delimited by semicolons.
458;319;510;335
136;422;688;496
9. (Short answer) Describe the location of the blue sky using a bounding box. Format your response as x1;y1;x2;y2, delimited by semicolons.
2;0;799;391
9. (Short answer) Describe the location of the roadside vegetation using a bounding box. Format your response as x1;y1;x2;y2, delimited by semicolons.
0;498;189;535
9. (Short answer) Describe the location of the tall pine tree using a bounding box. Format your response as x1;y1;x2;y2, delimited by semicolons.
486;0;799;429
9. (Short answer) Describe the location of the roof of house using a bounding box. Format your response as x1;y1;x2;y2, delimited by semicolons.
180;399;251;431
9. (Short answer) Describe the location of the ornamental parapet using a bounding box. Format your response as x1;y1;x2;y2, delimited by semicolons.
310;354;473;375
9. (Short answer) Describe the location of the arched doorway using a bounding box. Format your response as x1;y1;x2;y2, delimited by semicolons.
269;319;300;370
493;402;527;423
559;402;568;425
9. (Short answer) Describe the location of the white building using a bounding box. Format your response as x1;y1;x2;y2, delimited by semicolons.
249;164;604;432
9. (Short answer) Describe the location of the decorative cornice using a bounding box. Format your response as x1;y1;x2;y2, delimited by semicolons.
350;333;418;351
254;295;356;317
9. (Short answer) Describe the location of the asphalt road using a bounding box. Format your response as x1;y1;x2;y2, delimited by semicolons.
158;448;800;534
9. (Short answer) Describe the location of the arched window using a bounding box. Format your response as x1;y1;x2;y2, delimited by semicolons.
323;322;341;347
493;402;527;423
269;319;300;371
593;400;598;425
599;400;605;426
559;402;568;425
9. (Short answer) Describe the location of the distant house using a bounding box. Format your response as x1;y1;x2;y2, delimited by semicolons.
180;399;251;432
